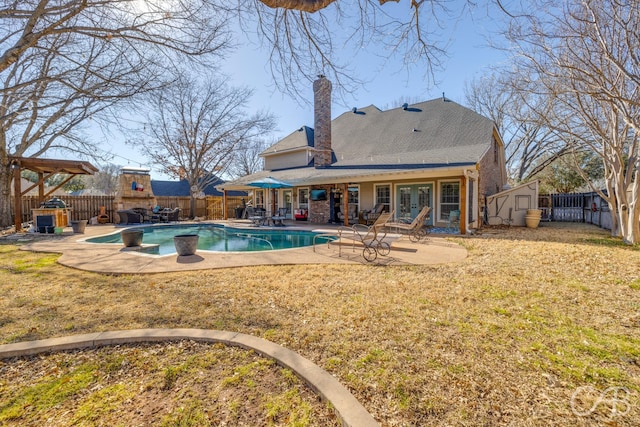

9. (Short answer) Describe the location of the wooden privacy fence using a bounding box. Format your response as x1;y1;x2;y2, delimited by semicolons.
155;196;246;220
18;195;249;224
206;195;246;220
19;195;116;224
540;192;611;230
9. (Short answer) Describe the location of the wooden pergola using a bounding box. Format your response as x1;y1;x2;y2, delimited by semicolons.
10;157;98;231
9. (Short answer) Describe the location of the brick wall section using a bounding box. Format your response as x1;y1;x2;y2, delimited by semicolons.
309;186;332;223
313;76;332;168
478;135;507;199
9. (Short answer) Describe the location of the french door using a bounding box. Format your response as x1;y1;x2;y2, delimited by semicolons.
282;190;293;218
395;184;433;224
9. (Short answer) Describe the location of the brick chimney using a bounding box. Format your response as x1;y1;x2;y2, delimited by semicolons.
313;75;332;168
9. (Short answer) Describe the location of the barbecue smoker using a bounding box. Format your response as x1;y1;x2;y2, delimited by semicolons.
40;197;66;209
33;197;71;232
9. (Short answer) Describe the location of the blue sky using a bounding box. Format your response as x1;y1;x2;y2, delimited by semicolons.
105;2;507;180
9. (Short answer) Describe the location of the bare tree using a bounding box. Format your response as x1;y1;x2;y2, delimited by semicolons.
141;74;274;218
83;163;120;195
503;0;640;243
226;138;273;179
0;0;231;227
240;0;461;102
464;73;566;182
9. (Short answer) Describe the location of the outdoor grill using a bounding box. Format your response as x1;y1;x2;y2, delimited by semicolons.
40;197;66;209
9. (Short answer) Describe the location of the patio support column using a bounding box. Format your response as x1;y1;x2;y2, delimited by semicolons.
343;183;349;226
13;163;22;231
460;176;467;235
38;172;45;202
222;189;227;220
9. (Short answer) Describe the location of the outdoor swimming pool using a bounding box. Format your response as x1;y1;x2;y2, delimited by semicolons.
86;224;335;255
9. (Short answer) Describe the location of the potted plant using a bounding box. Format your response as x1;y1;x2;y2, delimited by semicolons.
121;229;143;247
70;219;88;233
173;234;199;256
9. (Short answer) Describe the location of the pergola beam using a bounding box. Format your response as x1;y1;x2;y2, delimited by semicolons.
10;157;98;231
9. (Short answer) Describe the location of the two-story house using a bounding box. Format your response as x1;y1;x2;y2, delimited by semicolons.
219;76;508;234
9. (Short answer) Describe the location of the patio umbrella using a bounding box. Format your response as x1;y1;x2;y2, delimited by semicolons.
247;176;293;216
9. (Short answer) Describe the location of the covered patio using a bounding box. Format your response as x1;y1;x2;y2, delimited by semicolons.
9;157;98;231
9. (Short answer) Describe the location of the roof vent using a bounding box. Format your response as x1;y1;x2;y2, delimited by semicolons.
402;103;408;110
352;107;357;113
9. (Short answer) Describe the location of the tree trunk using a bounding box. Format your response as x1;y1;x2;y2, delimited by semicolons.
619;178;640;245
190;196;196;219
610;163;639;244
0;164;13;229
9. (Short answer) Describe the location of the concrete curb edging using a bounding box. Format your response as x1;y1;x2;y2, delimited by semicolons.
0;328;379;427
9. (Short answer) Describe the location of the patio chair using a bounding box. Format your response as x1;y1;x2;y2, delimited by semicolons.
337;210;394;262
117;209;143;224
447;209;460;230
247;207;267;226
271;207;287;226
385;206;431;242
164;208;180;222
361;203;385;225
337;204;358;223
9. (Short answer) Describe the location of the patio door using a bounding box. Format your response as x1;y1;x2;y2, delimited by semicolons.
282;190;293;218
395;184;433;224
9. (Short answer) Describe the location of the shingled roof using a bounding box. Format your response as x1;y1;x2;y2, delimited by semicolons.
151;178;246;197
265;98;496;168
219;98;500;190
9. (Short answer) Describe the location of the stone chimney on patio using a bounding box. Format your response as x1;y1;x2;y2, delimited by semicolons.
313;75;332;168
113;167;157;217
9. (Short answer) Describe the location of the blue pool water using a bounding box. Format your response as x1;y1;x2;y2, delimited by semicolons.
86;224;335;255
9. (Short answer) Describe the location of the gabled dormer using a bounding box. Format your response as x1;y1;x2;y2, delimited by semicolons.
261;125;315;171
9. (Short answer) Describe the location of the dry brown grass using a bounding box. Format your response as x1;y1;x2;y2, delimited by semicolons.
1;222;639;426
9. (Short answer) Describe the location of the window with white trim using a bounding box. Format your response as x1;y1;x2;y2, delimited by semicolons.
298;188;309;210
375;184;391;212
439;181;460;219
255;190;264;209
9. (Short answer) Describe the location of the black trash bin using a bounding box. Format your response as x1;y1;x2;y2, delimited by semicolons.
235;207;245;219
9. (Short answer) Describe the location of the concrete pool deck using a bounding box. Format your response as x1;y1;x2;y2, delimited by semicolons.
7;220;467;273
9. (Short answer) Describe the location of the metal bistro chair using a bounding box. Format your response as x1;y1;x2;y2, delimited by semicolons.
247;207;267;227
271;207;287;226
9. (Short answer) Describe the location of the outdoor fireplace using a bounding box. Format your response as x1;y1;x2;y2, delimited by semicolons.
113;167;157;222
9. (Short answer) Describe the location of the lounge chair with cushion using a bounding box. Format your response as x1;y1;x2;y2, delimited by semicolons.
386;206;431;242
337;204;358;223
